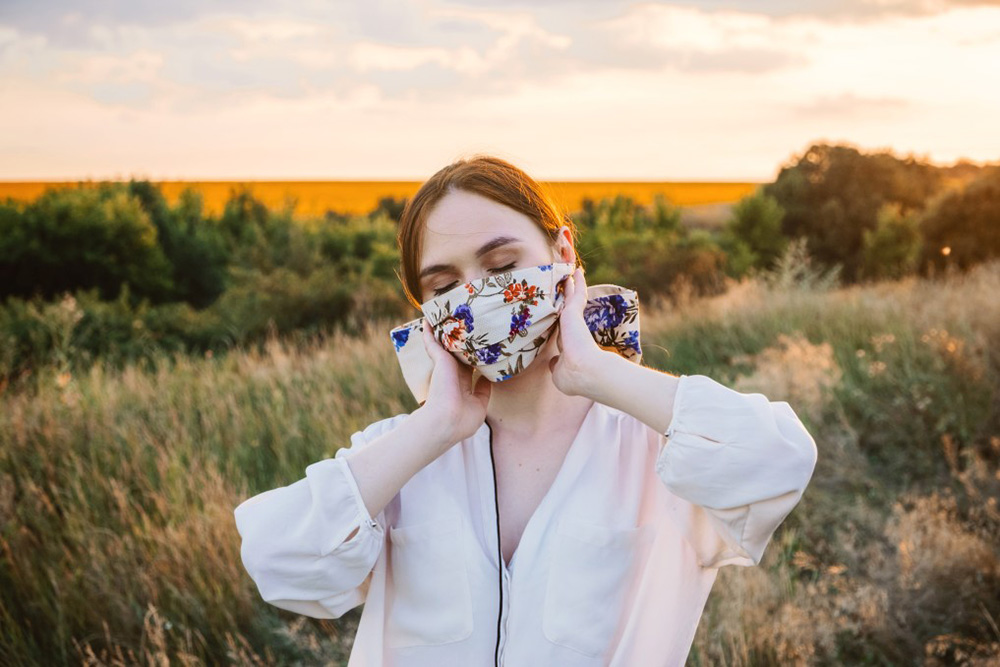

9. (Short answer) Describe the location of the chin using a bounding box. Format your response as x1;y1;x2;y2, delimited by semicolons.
499;358;554;387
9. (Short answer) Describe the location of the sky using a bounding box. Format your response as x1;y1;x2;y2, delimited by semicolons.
1;0;999;181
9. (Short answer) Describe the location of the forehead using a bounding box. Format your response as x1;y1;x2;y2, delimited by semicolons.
419;189;547;266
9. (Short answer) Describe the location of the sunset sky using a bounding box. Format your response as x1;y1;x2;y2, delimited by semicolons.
1;0;998;181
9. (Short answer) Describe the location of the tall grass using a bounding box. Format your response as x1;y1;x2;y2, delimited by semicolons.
667;261;1000;665
0;324;415;664
2;259;998;665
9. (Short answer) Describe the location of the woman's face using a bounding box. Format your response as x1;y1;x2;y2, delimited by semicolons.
417;188;576;304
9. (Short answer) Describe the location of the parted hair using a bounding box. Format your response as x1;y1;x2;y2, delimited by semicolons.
396;154;582;309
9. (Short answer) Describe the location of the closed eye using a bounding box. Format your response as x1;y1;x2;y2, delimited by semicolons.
431;262;516;296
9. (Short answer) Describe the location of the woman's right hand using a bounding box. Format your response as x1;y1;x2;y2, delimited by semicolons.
418;321;491;446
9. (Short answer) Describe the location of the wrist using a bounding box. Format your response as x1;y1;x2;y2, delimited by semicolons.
409;405;460;452
574;349;627;401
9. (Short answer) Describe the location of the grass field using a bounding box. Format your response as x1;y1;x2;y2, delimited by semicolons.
0;180;760;217
2;258;997;665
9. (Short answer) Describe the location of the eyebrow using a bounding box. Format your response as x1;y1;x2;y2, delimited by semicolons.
418;235;522;280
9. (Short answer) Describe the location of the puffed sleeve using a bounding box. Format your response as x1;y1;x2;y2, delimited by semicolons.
654;374;818;568
234;412;410;618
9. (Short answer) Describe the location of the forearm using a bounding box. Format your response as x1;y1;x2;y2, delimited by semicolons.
579;351;681;436
342;406;455;523
578;352;818;567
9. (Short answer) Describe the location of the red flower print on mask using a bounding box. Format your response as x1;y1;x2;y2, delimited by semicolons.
439;317;468;350
504;281;539;305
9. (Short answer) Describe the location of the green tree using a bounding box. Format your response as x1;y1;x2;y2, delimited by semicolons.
723;191;788;272
764;143;944;283
0;185;174;304
370;195;408;223
219;186;267;258
570;194;727;302
860;203;923;281
918;166;1000;275
129;181;230;308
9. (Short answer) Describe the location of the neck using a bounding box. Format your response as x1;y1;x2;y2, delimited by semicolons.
484;340;594;442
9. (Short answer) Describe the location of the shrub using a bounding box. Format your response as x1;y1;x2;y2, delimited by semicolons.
0;184;175;304
919;165;1000;275
860;202;923;282
128;181;230;308
723;191;789;273
572;194;728;303
764;143;944;283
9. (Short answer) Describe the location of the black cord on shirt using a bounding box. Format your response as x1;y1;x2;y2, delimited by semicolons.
486;421;502;667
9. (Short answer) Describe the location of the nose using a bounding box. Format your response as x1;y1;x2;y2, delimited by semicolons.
458;261;496;286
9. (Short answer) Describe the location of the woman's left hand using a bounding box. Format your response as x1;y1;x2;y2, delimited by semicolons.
548;267;611;397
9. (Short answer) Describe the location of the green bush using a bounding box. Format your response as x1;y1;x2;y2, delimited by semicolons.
919;165;1000;275
571;193;728;303
860;203;923;282
0;184;416;387
0;185;175;304
723;190;788;273
764;143;945;283
128;181;230;308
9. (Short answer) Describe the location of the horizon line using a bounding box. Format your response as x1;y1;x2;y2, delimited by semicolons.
0;176;769;184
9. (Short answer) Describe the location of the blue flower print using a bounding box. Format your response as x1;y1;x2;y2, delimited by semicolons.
476;342;504;365
391;327;410;351
539;263;552;271
584;294;628;332
453;303;474;332
622;329;640;355
509;304;531;338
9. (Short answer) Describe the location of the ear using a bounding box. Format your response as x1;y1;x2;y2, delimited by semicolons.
553;225;576;264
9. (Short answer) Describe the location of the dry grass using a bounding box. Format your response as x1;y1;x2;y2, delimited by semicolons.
674;261;1000;666
0;322;409;664
2;259;998;665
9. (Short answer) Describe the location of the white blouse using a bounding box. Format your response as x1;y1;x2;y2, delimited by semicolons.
234;373;818;666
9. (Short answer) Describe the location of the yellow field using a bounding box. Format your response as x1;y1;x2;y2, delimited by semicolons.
0;180;760;217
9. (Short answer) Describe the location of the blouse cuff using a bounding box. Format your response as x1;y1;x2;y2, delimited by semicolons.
656;374;815;509
655;373;817;567
308;457;385;554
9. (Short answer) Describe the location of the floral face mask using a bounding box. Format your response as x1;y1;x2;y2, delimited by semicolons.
389;261;643;405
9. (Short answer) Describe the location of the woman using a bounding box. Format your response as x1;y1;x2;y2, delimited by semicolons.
234;155;818;666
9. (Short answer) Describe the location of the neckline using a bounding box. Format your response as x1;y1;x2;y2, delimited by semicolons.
482;398;600;571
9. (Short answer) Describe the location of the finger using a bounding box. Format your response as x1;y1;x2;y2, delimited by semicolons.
572;268;586;300
570;269;588;312
422;320;443;361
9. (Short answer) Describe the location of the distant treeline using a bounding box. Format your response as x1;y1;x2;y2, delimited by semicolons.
1;141;997;387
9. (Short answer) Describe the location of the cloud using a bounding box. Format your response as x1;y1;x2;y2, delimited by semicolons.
0;1;999;179
0;1;814;111
790;92;911;119
571;5;811;74
667;0;1000;23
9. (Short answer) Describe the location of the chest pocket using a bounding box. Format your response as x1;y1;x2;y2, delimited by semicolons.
542;517;653;658
386;517;475;649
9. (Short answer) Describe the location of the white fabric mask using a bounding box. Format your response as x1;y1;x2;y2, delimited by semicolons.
389;261;643;404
